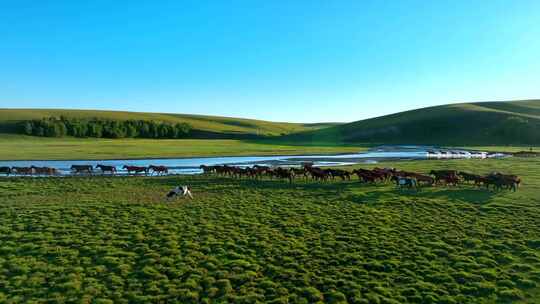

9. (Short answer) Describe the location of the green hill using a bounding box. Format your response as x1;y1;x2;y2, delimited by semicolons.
0;108;339;138
286;100;540;145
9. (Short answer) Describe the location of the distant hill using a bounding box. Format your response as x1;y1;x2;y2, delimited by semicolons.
0;109;339;139
285;100;540;145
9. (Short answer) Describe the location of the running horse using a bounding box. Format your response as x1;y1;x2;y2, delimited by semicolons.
0;166;11;176
123;165;148;175
149;165;169;175
31;166;58;176
96;164;117;175
11;166;34;175
325;169;351;181
429;170;459;186
199;165;217;174
391;175;418;190
71;165;93;174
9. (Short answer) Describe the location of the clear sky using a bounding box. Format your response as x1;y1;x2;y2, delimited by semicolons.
1;1;539;123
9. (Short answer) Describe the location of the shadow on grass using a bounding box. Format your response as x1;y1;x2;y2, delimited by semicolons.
144;175;356;190
143;176;499;205
345;185;498;205
414;187;497;204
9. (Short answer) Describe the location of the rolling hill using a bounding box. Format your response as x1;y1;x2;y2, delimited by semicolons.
2;100;539;145
0;108;339;138
285;100;540;145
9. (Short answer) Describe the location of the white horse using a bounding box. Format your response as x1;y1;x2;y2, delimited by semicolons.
166;185;193;201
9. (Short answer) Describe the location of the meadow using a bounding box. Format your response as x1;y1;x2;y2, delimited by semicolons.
0;134;360;160
1;157;539;303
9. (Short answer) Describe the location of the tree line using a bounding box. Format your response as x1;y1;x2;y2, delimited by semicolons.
20;117;191;139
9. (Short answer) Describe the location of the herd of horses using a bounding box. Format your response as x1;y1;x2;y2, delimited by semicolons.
0;162;521;191
199;164;522;191
0;164;169;176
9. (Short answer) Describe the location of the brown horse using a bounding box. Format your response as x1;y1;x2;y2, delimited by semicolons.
149;165;168;175
306;167;330;181
352;169;377;183
31;166;58;176
12;166;34;175
122;165;148;175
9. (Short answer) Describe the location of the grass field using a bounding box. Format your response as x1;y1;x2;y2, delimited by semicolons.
0;134;362;160
2;133;539;161
0;109;339;137
1;157;539;303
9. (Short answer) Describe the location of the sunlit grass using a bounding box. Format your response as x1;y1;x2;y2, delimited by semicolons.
0;134;361;160
0;157;539;302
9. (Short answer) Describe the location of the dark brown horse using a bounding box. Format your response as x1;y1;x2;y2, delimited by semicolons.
0;166;11;176
352;169;377;183
290;167;310;179
306;167;330;181
326;169;351;181
458;171;482;184
251;165;270;179
485;173;521;191
96;164;117;175
272;167;294;183
71;165;93;174
200;165;218;174
429;170;459;185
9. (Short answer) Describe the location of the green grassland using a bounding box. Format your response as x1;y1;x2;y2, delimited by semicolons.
0;133;536;160
288;100;540;145
0;108;338;137
0;134;361;160
1;157;539;303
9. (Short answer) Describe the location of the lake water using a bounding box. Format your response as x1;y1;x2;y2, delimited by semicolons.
0;146;505;176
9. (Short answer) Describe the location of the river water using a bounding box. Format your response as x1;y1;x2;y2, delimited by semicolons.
0;146;505;176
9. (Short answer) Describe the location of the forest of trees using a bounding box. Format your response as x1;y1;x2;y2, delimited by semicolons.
20;117;191;139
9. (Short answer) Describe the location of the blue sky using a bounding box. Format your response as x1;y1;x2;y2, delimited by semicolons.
1;1;539;123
